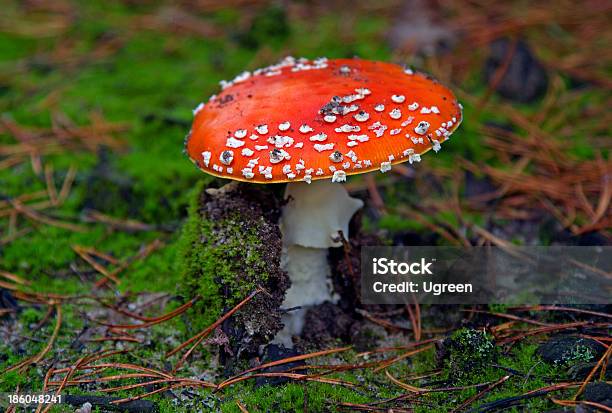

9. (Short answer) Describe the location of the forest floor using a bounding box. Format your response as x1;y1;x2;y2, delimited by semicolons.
0;1;610;412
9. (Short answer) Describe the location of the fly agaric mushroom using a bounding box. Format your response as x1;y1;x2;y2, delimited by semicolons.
185;57;462;346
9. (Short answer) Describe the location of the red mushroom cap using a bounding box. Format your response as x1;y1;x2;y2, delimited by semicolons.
186;57;462;183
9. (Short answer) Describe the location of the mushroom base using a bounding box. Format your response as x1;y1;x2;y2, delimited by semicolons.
274;180;364;347
273;245;337;348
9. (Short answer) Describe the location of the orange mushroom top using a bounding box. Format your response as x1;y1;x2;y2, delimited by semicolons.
185;57;462;184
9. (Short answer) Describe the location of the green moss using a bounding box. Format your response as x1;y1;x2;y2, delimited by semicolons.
406;340;565;412
218;381;374;413
378;214;424;232
121;238;182;293
442;328;497;383
0;367;29;392
213;351;399;413
177;183;272;334
488;303;510;313
19;307;43;326
559;344;595;366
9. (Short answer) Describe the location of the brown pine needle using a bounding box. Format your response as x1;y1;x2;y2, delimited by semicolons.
592;158;611;224
552;398;612;412
0;155;25;170
386;370;515;400
47;373;158;386
44;163;58;205
36;367;55;413
385;370;427;393
498;321;593;344
98;294;171;322
87;336;143;343
405;297;421;341
82;247;120;265
72;245;120;284
91;296;198;330
83;209;156;232
217;346;353;390
450;375;510;412
4;303;62;374
100;377;214;393
94;239;164;288
463;309;551;326
0;280;20;290
10;199;86;232
356;338;440;358
514;305;612;319
57;165;77;203
0;190;48;210
110;383;180;405
168;288;264;372
76;362;173;379
0;270;31;285
39;353;89;413
236;401;250;413
356;308;411;333
373;344;434;373
217;372;356;390
573;343;612;400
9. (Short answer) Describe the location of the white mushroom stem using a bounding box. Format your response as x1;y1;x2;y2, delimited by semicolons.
273;180;363;347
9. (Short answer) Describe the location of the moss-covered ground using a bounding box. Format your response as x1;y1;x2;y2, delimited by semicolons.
0;1;610;412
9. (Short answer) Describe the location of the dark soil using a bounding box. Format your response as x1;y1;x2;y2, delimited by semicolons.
537;336;604;365
583;382;612;407
484;38;548;103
